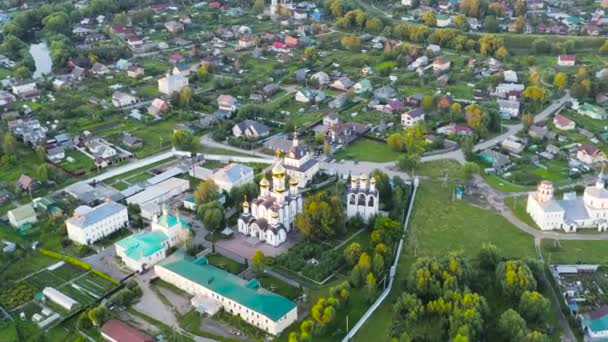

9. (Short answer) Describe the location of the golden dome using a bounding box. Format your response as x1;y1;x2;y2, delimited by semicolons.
289;177;298;185
370;177;376;183
360;173;368;180
272;162;285;177
272;210;279;218
242;196;249;207
260;177;270;187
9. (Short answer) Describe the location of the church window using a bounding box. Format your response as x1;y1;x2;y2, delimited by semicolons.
368;196;374;207
358;194;366;205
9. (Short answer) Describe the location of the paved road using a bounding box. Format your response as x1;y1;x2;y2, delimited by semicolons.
473;93;571;153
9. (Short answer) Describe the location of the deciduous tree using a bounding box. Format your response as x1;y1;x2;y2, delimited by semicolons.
252;250;266;273
497;309;527;342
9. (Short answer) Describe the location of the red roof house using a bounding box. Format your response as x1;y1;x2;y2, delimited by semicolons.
101;320;154;342
557;54;576;66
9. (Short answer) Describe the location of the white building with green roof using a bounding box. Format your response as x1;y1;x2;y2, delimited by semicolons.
7;203;37;228
155;252;297;335
115;205;190;272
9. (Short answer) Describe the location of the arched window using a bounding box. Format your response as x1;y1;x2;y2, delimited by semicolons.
368;196;375;207
358;193;366;205
349;194;356;204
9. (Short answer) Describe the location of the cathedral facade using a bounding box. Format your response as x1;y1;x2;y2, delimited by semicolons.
237;157;303;247
346;173;379;221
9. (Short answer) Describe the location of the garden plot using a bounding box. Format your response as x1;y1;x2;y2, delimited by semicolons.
56;272;116;307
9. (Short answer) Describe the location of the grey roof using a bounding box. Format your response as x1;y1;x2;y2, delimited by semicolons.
67;201;126;228
283;159;318;173
235;120;270;136
557;199;590;222
212;163;253;183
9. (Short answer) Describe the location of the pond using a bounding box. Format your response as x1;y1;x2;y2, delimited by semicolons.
29;42;52;79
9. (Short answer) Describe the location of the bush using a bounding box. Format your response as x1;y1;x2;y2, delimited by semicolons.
65;256;92;270
91;269;119;285
39;248;63;260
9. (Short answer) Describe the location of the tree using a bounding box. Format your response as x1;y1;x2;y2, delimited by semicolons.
421;95;434;112
524;331;550;342
171;130;193;150
484;15;499;33
398;153;420;172
497;309;527;342
329;0;343;17
496;260;537;298
340;35;361;50
600;40;608;55
194;180;219;205
88;305;108;326
14;66;31;79
36;164;48;183
295;191;345;240
303;47;317;60
288;332;299;342
366;17;384;34
460;0;481;17
199;203;224;231
77;311;92;330
372;216;401;246
476;243;500;272
421;10;436;26
387;133;405;152
519;291;550;323
528;71;540;86
521;113;534;129
462;162;480;180
343;242;363;266
522;86;548;106
178;86;193;106
553;72;568;92
2;133;16;156
253;0;265;13
465;104;484;130
513;16;526;33
479;34;504;55
365;272;377;300
403;124;428;155
495;46;509;60
460;137;474;162
35;146;46;162
372;253;385;275
532;39;550;54
252;250;266;274
323;140;331;155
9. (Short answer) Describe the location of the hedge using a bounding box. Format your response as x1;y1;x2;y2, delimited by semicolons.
92;269;119;285
65;256;91;271
39;248;63;260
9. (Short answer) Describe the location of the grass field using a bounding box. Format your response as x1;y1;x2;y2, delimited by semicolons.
257;274;301;300
504;196;540;229
334;138;402;163
206;254;246;275
541;239;608;264
415;159;465;179
58;150;96;173
354;181;538;341
483;174;535;192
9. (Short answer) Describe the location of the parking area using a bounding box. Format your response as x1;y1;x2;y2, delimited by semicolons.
215;231;300;260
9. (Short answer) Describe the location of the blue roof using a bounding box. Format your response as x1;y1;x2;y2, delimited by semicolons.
68;202;126;228
115;230;168;261
214;163;253;184
157;252;296;321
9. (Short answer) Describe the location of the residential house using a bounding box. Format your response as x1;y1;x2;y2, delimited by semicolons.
503;70;518;83
90;62;109;75
127;65;144;78
373;86;397;102
232;120;270;139
426;44;441;54
526;0;544;10
557;54;576;66
7;204;37;228
437;123;474;136
164;21;184;33
577;144;606;165
101;320;154;342
501;137;526;154
172;63;191;77
479;150;513;173
324;120;369;146
494;83;525;98
11;79;39;98
285;36;299;48
238;35;257;49
127;36;143;49
168;53;185;65
432;57;451;73
148;98;171;117
553;114;575;130
330;77;354;91
261;84;280;98
112;91;139;108
210;163;255;192
436;14;452;27
158;73;189;95
271;41;290;53
577;102;607;120
46;146;66;162
0;90;16;105
217;95;238;112
329;94;348;109
401;109;425;127
581;306;608;341
310;71;330;87
497;99;520;119
353;79;372;94
122;133;143;149
295;88;325;103
16;174;34;192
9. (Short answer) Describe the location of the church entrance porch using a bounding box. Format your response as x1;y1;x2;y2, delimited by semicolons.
215;229;301;260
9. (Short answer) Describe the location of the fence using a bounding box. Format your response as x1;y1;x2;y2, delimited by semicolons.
214;244;247;264
342;177;420;341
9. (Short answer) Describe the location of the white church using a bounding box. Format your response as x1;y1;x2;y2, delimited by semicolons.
346;173;380;221
282;133;319;188
237;156;303;247
526;172;608;232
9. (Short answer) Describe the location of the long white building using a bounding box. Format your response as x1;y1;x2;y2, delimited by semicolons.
346;173;379;221
155;252;297;335
66;200;129;245
526;172;608;232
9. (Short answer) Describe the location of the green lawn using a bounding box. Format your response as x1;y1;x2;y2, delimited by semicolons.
334;138;402;163
58;150;96;173
415;160;465;179
257;274;301;300
504;196;540;229
354;181;538;341
541;239;608;264
483;174;535;192
206;254;246;275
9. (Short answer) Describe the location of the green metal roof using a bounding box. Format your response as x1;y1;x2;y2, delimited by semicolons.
116;230;168;261
157;252;296;321
583;316;608;333
155;213;190;230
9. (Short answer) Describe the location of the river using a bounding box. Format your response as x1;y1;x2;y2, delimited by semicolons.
29;42;52;79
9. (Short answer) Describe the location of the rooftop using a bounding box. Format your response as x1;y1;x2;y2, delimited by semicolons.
115;230;168;261
67;201;126;228
157;252;296;321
